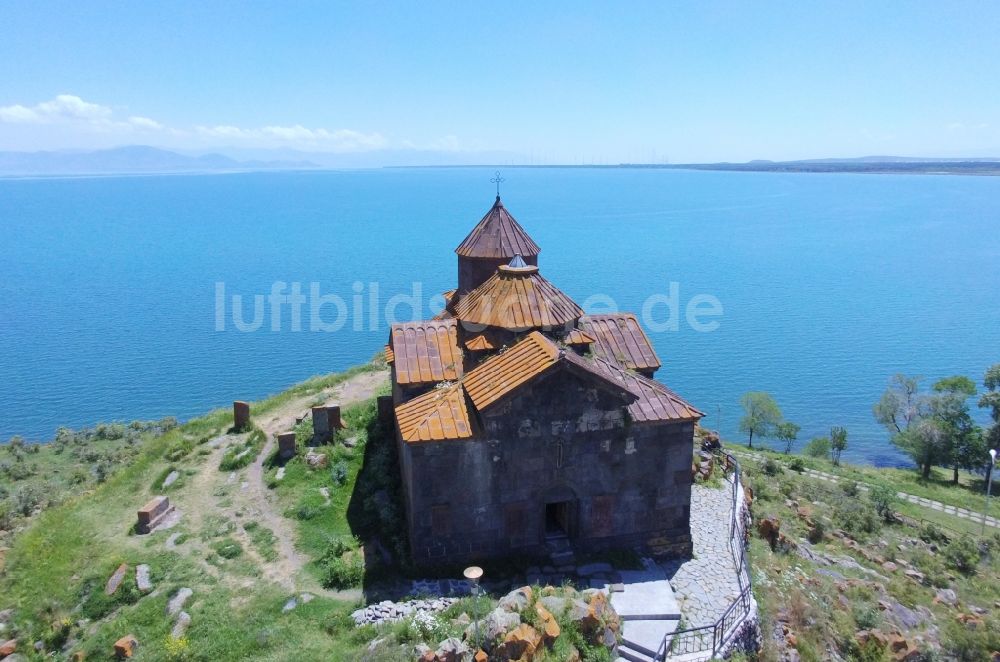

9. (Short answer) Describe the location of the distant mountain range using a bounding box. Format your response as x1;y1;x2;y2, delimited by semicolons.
638;156;1000;175
0;145;528;176
0;146;318;176
3;147;999;176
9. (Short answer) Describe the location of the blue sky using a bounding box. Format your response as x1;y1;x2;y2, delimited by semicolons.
1;1;998;162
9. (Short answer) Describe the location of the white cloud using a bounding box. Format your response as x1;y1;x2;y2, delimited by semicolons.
0;94;112;124
128;116;163;130
1;94;400;153
196;123;386;151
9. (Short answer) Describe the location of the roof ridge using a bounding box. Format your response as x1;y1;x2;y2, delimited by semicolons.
455;199;542;258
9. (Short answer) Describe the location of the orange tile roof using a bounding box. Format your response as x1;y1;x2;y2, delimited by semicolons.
455;197;541;259
580;313;661;372
454;265;583;331
384;344;395;364
464;333;499;352
389;319;463;386
564;327;596;345
395;384;473;442
463;331;561;411
582;356;703;423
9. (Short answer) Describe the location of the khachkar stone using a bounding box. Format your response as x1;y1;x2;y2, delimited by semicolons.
326;405;343;431
312;406;330;441
278;432;297;460
233;401;250;431
136;496;174;534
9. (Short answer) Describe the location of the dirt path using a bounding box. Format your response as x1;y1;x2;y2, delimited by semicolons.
241;370;388;592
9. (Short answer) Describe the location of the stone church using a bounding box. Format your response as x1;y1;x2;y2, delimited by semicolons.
386;193;702;565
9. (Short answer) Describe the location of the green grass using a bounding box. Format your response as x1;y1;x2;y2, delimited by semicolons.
219;428;266;471
726;441;995;515
0;363;387;660
742;452;1000;661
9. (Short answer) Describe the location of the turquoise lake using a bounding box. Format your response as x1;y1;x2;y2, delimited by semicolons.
2;167;999;465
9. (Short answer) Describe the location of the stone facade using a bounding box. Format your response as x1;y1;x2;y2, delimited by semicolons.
399;369;694;564
391;194;700;567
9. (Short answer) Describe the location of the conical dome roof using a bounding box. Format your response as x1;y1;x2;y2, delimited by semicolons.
453;259;582;331
455;197;541;259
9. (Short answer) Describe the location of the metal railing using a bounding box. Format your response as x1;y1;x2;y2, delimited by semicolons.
659;449;754;660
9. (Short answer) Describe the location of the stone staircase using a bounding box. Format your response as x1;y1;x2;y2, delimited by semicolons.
545;535;576;567
611;565;681;662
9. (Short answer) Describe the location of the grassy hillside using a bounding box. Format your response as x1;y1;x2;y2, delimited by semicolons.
0;362;391;661
739;452;1000;661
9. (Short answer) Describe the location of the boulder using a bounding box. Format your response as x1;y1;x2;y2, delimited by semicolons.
171;612;191;639
105;563;129;596
305;450;328;469
0;640;16;657
538;595;569;615
855;629;889;649
933;588;958;606
498;587;532;613
434;637;471;662
135;564;153;593
757;517;781;551
955;613;985;630
886;633;921;661
468;608;520;648
497;624;540;661
167;588;193;616
113;635;137;659
535;604;560;647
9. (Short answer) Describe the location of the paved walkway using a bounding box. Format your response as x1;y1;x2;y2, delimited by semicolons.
663;484;744;628
613;479;752;661
738;449;999;530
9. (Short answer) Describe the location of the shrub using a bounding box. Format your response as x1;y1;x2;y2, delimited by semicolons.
868;484;898;521
807;520;826;544
841;480;860;497
852;603;881;630
321;552;364;589
213;537;243;559
763;458;783;476
833;500;881;537
789;457;805;472
13;484;43;516
331;461;348;486
943;535;980;576
804;437;831;459
918;521;949;544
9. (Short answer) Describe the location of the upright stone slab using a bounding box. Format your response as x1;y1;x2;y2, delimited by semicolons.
326;405;343;431
278;432;297;460
311;406;330;442
233;401;250;431
136;496;173;534
377;395;394;426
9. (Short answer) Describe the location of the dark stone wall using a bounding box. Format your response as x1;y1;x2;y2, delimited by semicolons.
457;254;539;295
398;367;694;565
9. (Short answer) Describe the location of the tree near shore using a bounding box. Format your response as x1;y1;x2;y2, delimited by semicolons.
830;426;848;465
980;364;1000;488
776;422;801;455
932;376;984;484
739;392;782;449
873;374;928;434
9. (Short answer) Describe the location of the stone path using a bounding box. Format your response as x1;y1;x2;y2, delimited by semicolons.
663;484;744;628
740;450;999;530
